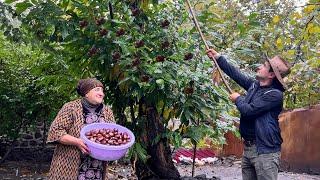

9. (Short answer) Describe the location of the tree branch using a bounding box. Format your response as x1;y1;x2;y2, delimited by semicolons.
293;3;320;9
293;15;315;64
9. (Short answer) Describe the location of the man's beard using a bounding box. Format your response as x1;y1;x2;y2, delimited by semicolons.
255;74;267;81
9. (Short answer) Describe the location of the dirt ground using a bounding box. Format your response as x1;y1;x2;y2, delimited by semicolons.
177;164;320;180
0;160;319;180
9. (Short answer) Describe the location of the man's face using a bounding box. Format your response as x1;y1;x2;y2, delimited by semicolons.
255;61;275;81
85;87;105;105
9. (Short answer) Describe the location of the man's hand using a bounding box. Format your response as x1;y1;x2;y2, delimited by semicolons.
206;49;219;59
229;92;241;103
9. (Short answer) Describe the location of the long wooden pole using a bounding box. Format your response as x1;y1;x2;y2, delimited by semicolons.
185;0;233;94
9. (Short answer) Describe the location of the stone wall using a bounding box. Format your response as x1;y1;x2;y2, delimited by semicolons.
0;121;54;162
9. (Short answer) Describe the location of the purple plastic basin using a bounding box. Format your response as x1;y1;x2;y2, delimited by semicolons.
80;123;135;161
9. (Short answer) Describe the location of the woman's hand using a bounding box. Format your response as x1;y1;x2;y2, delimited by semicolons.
76;138;90;155
58;134;90;155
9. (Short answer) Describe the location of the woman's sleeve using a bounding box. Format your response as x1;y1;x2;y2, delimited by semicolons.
47;103;73;144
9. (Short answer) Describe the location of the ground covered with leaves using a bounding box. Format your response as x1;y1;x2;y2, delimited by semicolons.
1;158;319;180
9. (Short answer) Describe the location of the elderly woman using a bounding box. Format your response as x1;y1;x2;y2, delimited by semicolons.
47;78;115;180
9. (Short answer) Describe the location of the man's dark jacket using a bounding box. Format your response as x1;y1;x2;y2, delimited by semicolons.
216;56;283;154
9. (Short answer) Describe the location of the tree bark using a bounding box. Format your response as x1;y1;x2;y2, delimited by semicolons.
135;103;180;179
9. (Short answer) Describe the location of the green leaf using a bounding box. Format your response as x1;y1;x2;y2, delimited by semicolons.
172;132;182;147
111;19;127;24
134;142;149;163
156;79;164;89
61;25;69;39
118;77;131;85
4;0;18;3
30;0;38;5
152;134;161;145
237;21;245;35
45;24;55;36
235;47;255;56
156;79;164;85
249;21;260;26
248;12;258;21
15;2;33;14
184;126;203;143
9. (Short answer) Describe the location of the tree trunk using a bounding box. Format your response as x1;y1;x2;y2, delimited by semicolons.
135;104;180;179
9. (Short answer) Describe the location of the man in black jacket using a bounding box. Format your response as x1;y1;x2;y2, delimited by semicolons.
207;49;291;180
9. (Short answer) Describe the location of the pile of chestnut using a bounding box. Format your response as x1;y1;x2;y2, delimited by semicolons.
85;128;131;146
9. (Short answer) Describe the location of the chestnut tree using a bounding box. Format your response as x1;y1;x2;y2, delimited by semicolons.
1;0;234;178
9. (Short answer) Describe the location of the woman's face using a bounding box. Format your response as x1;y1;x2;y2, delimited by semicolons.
85;87;105;105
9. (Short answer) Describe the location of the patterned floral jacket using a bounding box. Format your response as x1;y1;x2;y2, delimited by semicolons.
47;99;115;180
